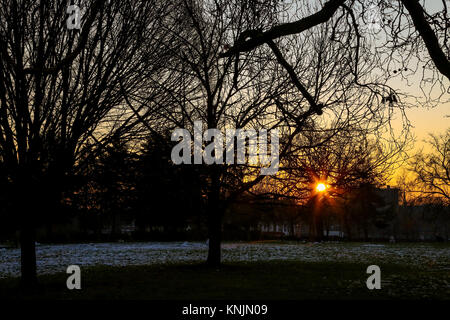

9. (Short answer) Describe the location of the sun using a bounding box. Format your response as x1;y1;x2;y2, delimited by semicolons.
316;183;327;192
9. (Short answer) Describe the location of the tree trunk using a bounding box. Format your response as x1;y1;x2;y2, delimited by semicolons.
315;213;324;242
17;174;39;289
19;224;37;289
206;165;223;267
206;210;222;266
313;199;324;242
309;212;316;241
363;223;369;241
344;214;352;241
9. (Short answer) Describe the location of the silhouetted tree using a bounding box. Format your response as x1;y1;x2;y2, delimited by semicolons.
0;0;173;287
409;128;450;204
92;138;137;238
141;0;413;265
134;133;205;238
222;0;450;82
254;127;407;240
133;0;290;265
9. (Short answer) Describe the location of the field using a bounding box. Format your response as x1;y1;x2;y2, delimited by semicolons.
1;241;449;300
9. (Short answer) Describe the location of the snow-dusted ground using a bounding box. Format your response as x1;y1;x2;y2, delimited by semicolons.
1;241;449;278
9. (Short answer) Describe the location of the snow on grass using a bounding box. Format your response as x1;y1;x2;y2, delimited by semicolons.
0;242;449;278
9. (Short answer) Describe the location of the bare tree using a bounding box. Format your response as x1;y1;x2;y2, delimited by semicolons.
134;0;412;265
0;0;172;287
270;128;407;199
133;0;291;266
221;0;449;82
253;126;408;239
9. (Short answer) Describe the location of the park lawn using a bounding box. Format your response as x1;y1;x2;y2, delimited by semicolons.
0;261;449;300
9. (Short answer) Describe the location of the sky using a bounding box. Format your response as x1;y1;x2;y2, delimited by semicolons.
406;102;448;143
388;71;449;149
370;0;449;187
385;66;448;185
293;1;449;150
335;0;448;185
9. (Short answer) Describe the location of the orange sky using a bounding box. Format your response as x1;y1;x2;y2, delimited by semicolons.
387;82;448;186
388;67;449;148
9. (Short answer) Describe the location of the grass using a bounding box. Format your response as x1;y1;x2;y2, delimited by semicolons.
1;261;449;300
